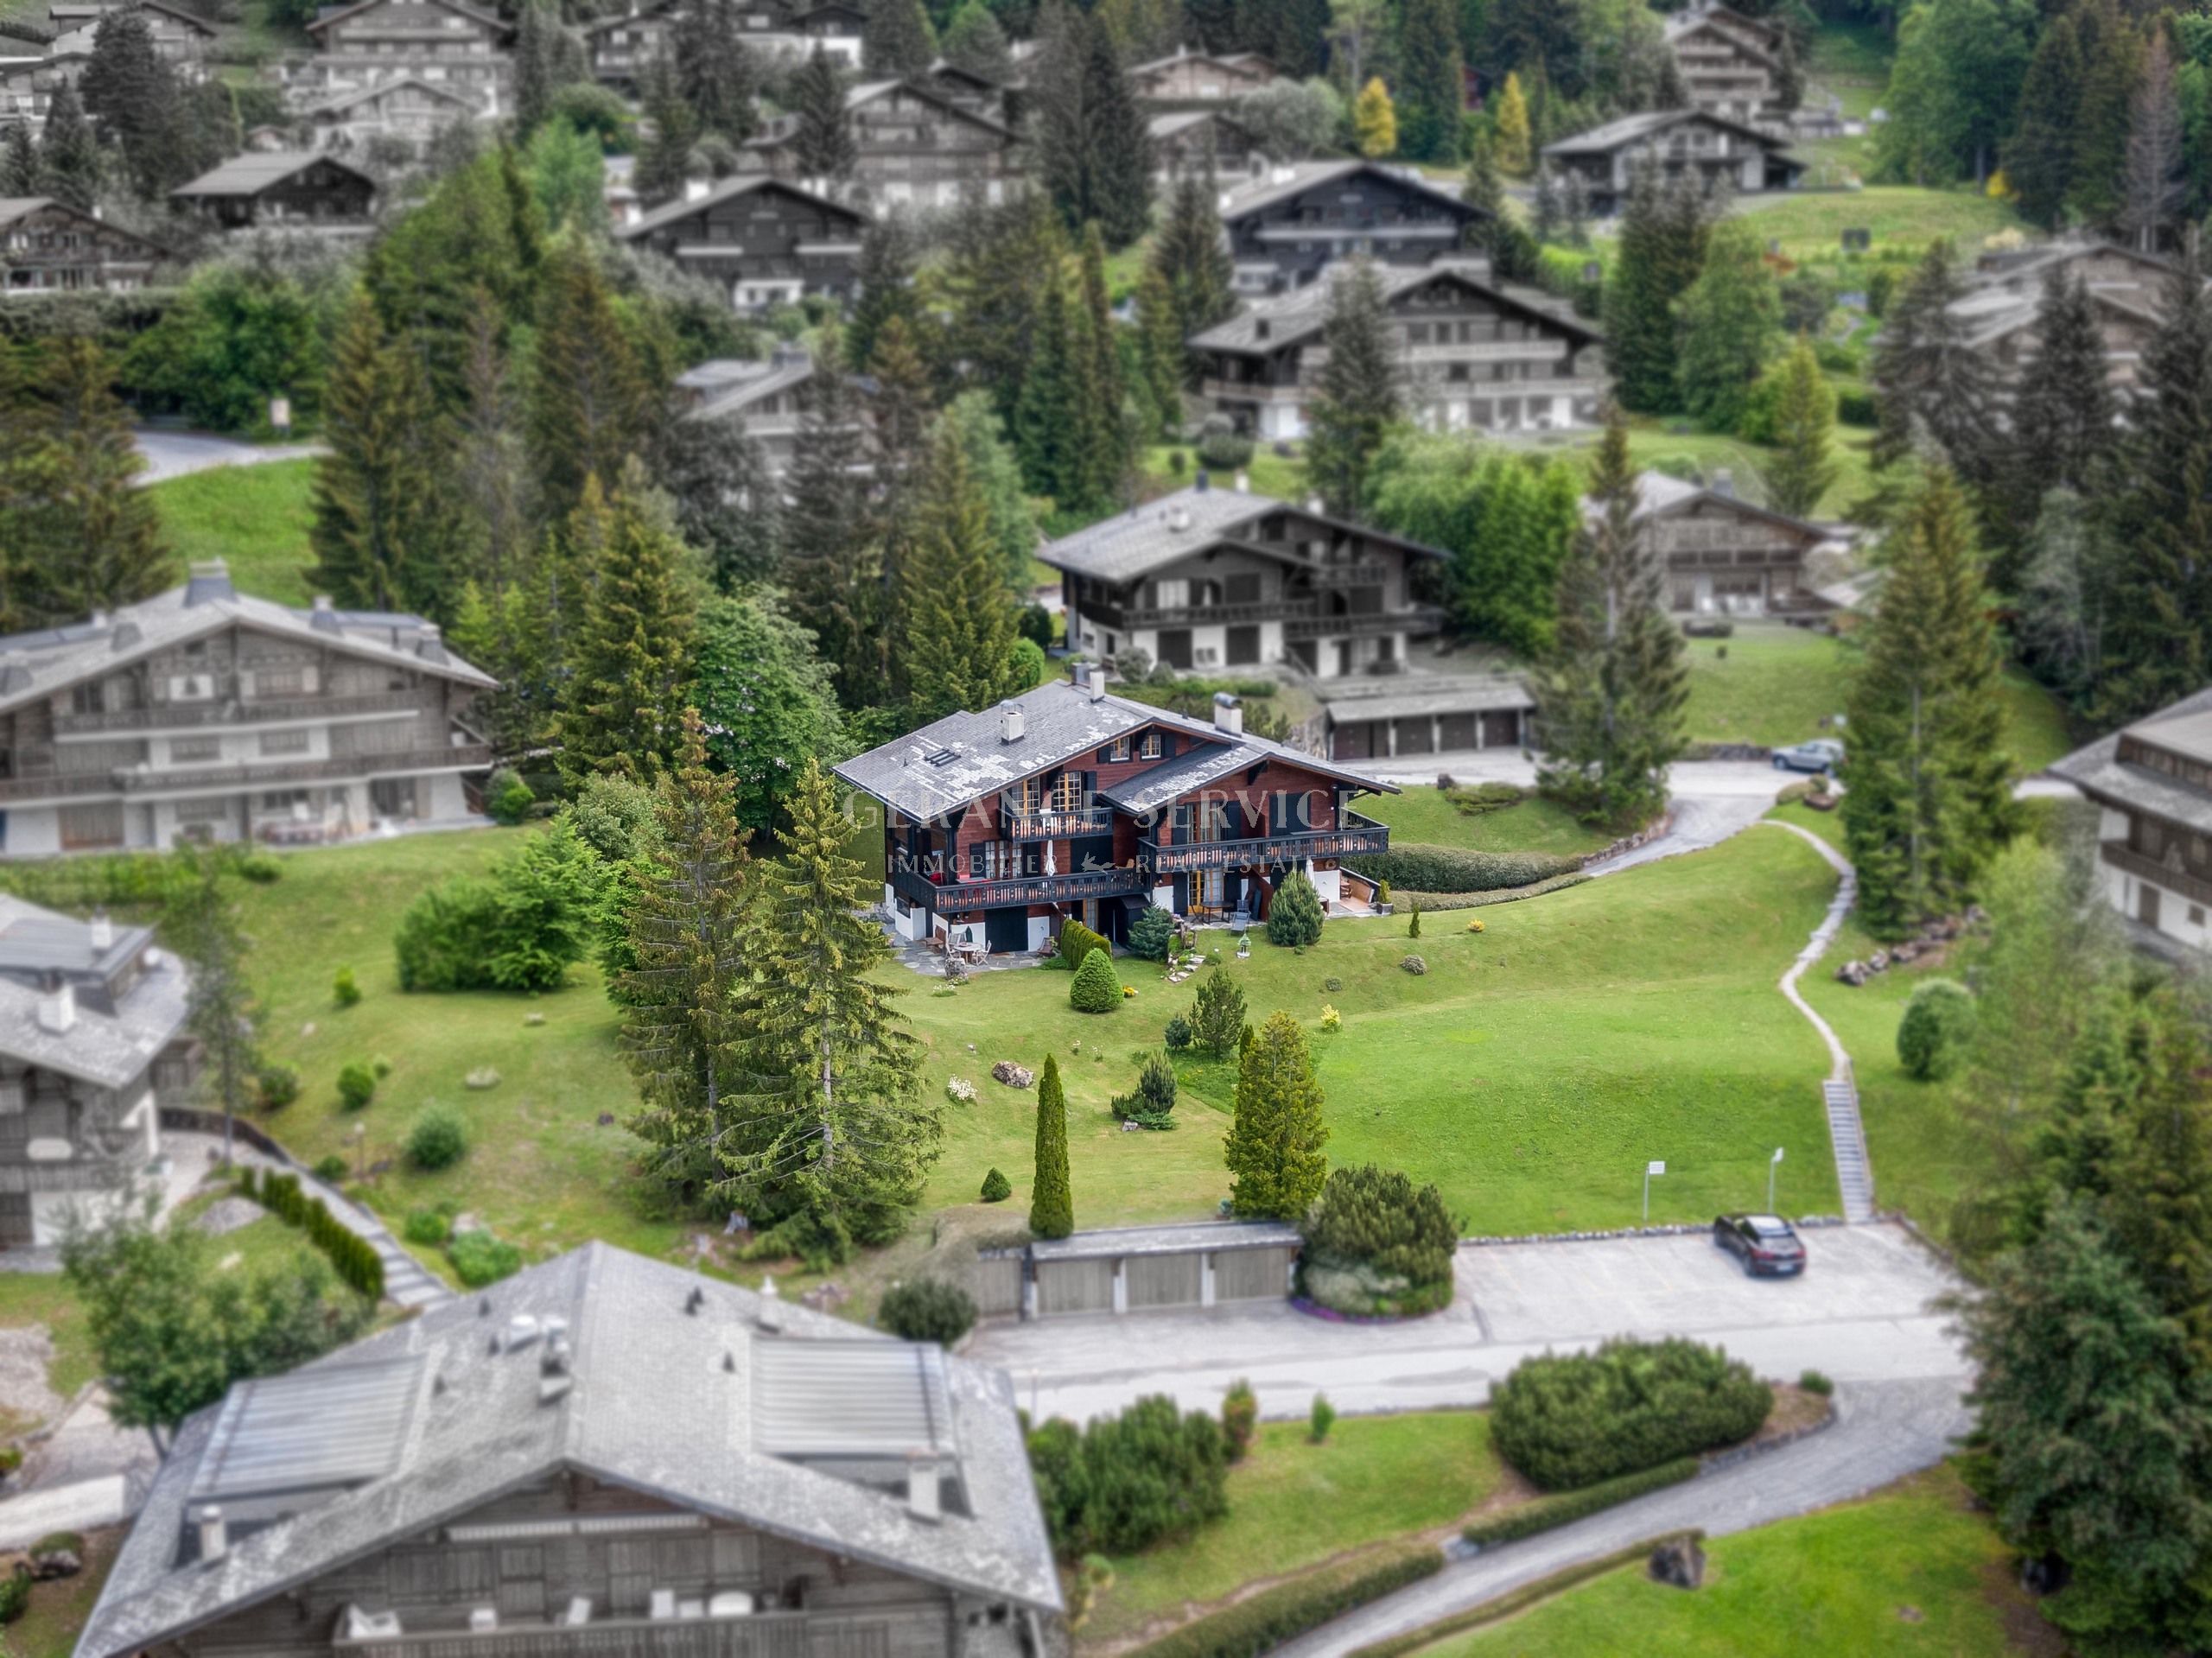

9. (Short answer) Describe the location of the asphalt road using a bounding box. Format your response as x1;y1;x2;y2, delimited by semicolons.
133;429;322;485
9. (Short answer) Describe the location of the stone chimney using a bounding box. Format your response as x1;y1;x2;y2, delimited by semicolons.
197;1506;227;1564
999;701;1026;744
1213;691;1243;737
35;975;74;1037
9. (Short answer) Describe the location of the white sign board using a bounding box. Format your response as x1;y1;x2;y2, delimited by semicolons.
1646;1160;1666;1176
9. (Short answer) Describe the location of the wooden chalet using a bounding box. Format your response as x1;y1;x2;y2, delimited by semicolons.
44;0;213;76
1612;471;1836;619
583;1;862;91
169;151;377;233
1216;159;1484;293
738;78;1024;211
1663;1;1788;119
2050;690;2212;956
1127;44;1274;107
1951;237;2174;393
303;74;482;149
298;0;514;117
620;175;866;312
1150;110;1265;185
1541;109;1804;215
0;196;166;295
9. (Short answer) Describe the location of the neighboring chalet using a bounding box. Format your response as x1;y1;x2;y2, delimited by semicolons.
583;1;863;92
1217;160;1484;293
1614;472;1834;619
1127;44;1274;106
303;73;481;149
1951;236;2173;394
838;672;1396;950
47;0;214;77
296;0;515;117
739;79;1024;210
0;560;495;856
1191;256;1605;441
74;1242;1063;1658
925;58;1009;122
1045;479;1447;680
620;175;866;313
170;151;377;233
1541;110;1804;215
677;344;827;481
1150;110;1265;185
0;894;194;1248
1663;1;1788;120
2050;688;2212;956
0;197;166;295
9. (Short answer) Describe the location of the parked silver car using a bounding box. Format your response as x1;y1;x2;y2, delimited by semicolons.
1773;739;1846;774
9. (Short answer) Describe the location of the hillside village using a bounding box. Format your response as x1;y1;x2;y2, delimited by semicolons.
0;0;2203;1652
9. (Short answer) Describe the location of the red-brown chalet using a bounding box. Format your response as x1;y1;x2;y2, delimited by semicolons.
835;670;1396;956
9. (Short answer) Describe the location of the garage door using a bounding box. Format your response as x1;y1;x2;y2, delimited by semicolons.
1226;625;1261;666
969;1253;1023;1319
1036;1257;1115;1315
1482;709;1522;748
1157;630;1193;670
1393;718;1433;754
1440;713;1478;749
1127;1253;1202;1309
984;908;1029;954
1332;721;1371;760
1212;1245;1295;1302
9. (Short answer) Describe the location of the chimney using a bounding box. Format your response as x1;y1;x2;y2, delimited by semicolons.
684;175;710;202
89;908;113;951
1168;505;1192;533
309;595;340;632
1712;468;1736;500
1071;661;1089;690
183;560;234;607
1306;494;1325;515
111;620;140;652
999;701;1026;743
197;1506;227;1564
1270;164;1295;186
35;975;74;1037
1234;471;1250;493
1212;691;1243;736
415;623;448;666
906;1458;943;1522
1253;318;1270;342
88;609;107;632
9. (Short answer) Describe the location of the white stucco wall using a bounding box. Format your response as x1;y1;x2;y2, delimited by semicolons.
3;809;60;858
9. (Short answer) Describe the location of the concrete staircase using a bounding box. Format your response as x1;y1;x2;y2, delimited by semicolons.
293;1167;452;1309
1822;1077;1877;1223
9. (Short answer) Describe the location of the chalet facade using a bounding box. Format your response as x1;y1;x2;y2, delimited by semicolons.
1541;110;1804;215
1046;480;1448;681
296;0;514;117
1217;160;1484;293
1127;45;1274;106
1192;257;1605;441
0;894;194;1247
2051;690;2212;956
1952;238;2171;394
75;1242;1062;1658
739;79;1024;211
925;59;1007;122
1616;472;1834;619
170;151;377;233
1663;1;1788;119
678;344;830;482
838;673;1395;953
0;197;166;295
44;0;213;75
304;73;481;149
1150;110;1264;185
0;561;495;857
584;3;863;91
620;175;867;312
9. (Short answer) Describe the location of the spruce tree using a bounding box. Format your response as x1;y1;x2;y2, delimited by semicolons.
560;478;698;786
514;0;591;137
1995;269;2115;589
791;47;858;184
36;85;101;213
726;757;933;1261
941;194;1065;425
1304;257;1401;518
1461;128;1536;283
1840;467;2016;938
896;426;1027;721
1535;411;1688;829
1603;159;1706;415
1030;1052;1073;1240
635;54;702;205
862;0;937;79
673;0;761;143
1151;171;1236;386
165;845;257;1167
0;122;36;197
15;334;168;625
1224;1011;1329;1219
781;328;884;708
618;707;750;1209
1071;222;1132;512
2125;29;2184;256
941;0;1013;80
79;8;176;201
1765;334;1837;520
1014;263;1078;501
526;238;655;523
2068;0;2139;227
1394;0;1465;163
1036;4;1153;251
1871;240;1994;477
658;411;779;591
1134;262;1183;434
2005;11;2082;230
847;214;921;373
1675;218;1781;433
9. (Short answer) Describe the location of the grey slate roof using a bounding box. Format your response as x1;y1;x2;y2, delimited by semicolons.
0;895;185;1092
619;173;864;240
1541;108;1792;157
1028;1221;1301;1263
1596;470;1829;540
305;74;478;116
2050;688;2212;834
1036;483;1449;587
1216;159;1482;226
74;1243;1060;1658
682;347;817;422
1188;258;1602;356
1148;109;1257;143
170;151;375;197
1318;674;1535;724
1095;739;1279;813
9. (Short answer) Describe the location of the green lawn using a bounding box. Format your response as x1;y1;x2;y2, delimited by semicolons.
0;1274;96;1414
148;460;318;607
1363;787;1615;860
1489;420;1883;524
1142;442;1308;502
7;1528;123;1658
1084;1411;1505;1648
1419;1464;2041;1658
1731;187;2021;266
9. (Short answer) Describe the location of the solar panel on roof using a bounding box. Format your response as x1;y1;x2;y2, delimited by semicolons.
189;1356;425;1503
751;1339;956;1459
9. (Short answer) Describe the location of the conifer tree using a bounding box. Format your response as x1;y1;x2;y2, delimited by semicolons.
1035;3;1154;250
867;314;937;527
0;122;36;197
635;54;702;205
1995;270;2115;588
1224;1011;1328;1219
1530;168;1561;245
2068;0;2139;227
36;85;101;212
1535;411;1688;829
790;47;858;184
618;708;750;1208
515;0;591;137
1030;1053;1073;1240
1491;70;1531;174
1675;218;1781;432
79;8;176;200
1394;0;1465;163
0;345;30;632
940;194;1064;426
15;334;168;624
1603;159;1707;414
673;0;761;142
1134;262;1183;435
2005;11;2082;230
1351;77;1396;158
526;238;655;523
455;291;527;597
1841;467;2016;938
781;327;884;708
897;425;1028;721
1765;334;1837;520
1071;222;1132;512
726;757;933;1262
1150;171;1236;387
2125;29;2184;256
1014;263;1078;500
940;0;1012;79
658;411;779;591
861;0;937;79
846;214;921;373
1304;258;1401;517
1871;240;1994;476
560;477;698;785
166;844;257;1166
1461;128;1536;283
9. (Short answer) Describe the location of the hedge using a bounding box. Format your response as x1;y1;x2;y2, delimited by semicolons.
1390;873;1591;912
1350;1531;1704;1657
1347;844;1584;894
234;1166;386;1302
1458;1457;1700;1547
1127;1541;1442;1658
1491;1337;1770;1490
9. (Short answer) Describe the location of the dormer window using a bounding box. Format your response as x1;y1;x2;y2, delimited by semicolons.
1104;737;1131;763
1138;734;1163;761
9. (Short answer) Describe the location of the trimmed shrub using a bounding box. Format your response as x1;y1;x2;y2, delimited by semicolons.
1126;1541;1441;1658
1309;1392;1335;1443
1110;1051;1178;1128
1491;1337;1771;1490
486;766;536;827
336;1064;376;1112
0;1566;29;1624
1058;918;1108;971
1027;1394;1229;1558
332;966;361;1008
1163;1013;1193;1052
980;1166;1012;1203
1459;1458;1700;1547
448;1229;523;1287
256;1064;300;1110
404;1208;453;1247
405;1106;468;1171
1407;898;1421;939
1190;970;1246;1058
1071;947;1121;1013
1349;845;1583;893
1896;978;1975;1082
1266;868;1324;947
312;1154;349;1184
1799;1368;1834;1396
28;1530;81;1558
879;1278;977;1345
1128;905;1176;961
1300;1165;1457;1318
1221;1379;1257;1463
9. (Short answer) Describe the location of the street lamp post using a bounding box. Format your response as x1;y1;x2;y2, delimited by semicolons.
1769;1147;1785;1213
1643;1159;1665;1223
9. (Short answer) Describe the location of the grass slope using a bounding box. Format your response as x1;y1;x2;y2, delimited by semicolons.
1362;788;1614;860
1420;1464;2044;1658
149;461;318;607
1730;187;2020;265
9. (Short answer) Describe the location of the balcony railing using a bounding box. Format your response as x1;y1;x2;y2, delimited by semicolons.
1005;806;1113;840
891;863;1147;912
0;745;493;804
1140;812;1389;873
52;689;423;737
2102;842;2212;910
1286;606;1447;640
333;1608;815;1658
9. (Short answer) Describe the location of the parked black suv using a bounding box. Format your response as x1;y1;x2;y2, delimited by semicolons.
1713;1214;1807;1277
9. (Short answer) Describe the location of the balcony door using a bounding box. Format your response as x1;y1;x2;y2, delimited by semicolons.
2140;882;2164;930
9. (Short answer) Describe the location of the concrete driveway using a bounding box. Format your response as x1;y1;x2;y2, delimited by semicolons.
133;429;322;485
965;1223;1963;1426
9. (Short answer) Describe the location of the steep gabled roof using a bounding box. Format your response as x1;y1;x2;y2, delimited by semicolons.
169;150;377;199
1662;3;1785;54
1127;45;1274;81
1148;108;1261;144
1189;258;1602;357
2050;687;2212;832
1604;469;1831;542
619;173;867;240
1541;107;1792;157
1036;482;1449;586
304;73;480;116
304;0;507;36
0;196;167;257
1217;158;1484;226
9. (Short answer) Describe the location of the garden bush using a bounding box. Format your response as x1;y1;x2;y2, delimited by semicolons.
1221;1379;1256;1463
1058;918;1108;970
879;1278;976;1345
1128;905;1176;961
393;823;603;992
404;1208;453;1247
486;766;536;827
1407;899;1421;938
332;966;361;1008
1110;1051;1178;1128
1896;978;1975;1081
1027;1394;1229;1558
312;1154;349;1184
336;1063;375;1111
1127;1541;1441;1658
1071;947;1121;1013
1444;780;1526;816
1309;1393;1335;1442
29;1530;81;1558
1458;1458;1700;1547
1266;868;1324;947
1196;414;1254;472
448;1229;522;1287
256;1064;299;1109
1349;845;1583;894
0;1566;29;1624
980;1166;1012;1203
405;1106;468;1171
1300;1165;1457;1318
1799;1368;1834;1396
1490;1337;1770;1490
1163;1013;1193;1052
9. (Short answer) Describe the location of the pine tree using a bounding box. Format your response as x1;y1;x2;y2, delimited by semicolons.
1015;261;1078;500
725;757;933;1262
1150;171;1236;388
0;122;36;197
1304;258;1401;517
862;0;937;79
1462;127;1536;283
2125;28;2184;255
1995;269;2116;589
673;0;761;142
790;47;858;184
309;296;463;618
781;328;884;708
1535;411;1688;829
1351;77;1396;158
847;214;921;373
1395;0;1465;163
1765;334;1837;520
1036;4;1154;250
1675;218;1781;432
1841;467;2017;938
1871;240;1995;476
526;238;655;523
1030;1052;1073;1239
1224;1011;1329;1219
2069;0;2139;227
36;85;101;212
1603;159;1707;415
79;8;177;200
1264;867;1323;947
1071;221;1132;512
1492;70;1532;175
2005;10;2082;230
618;707;750;1208
561;480;698;786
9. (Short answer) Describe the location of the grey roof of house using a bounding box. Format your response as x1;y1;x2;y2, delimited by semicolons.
0;198;163;257
832;677;1395;820
0;569;493;717
620;173;864;240
1029;1221;1302;1263
1094;738;1281;812
305;75;477;115
751;1341;955;1458
1662;3;1783;56
2050;690;2212;831
73;1242;1060;1658
0;895;184;1092
683;348;817;422
170;151;374;197
1594;470;1828;540
1318;674;1536;724
1148;109;1256;142
188;1356;426;1505
1216;159;1481;226
304;0;505;35
1541;108;1792;157
1188;258;1601;355
1036;484;1448;587
1127;46;1270;79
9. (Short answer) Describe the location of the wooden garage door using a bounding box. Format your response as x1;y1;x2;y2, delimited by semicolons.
1226;625;1262;666
1037;1257;1116;1316
1127;1252;1202;1309
969;1253;1024;1319
1211;1245;1295;1302
1481;709;1522;748
1393;718;1433;754
1332;721;1372;760
1440;713;1479;750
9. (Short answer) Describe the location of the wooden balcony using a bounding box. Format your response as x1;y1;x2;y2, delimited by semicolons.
1285;606;1446;640
891;862;1147;912
0;745;493;804
1140;812;1389;873
1004;805;1113;841
333;1608;814;1658
2102;842;2212;910
52;689;423;737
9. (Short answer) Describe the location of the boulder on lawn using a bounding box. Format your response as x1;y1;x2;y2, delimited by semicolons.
990;1062;1034;1089
1401;955;1427;975
1647;1536;1706;1590
1835;959;1870;987
29;1548;80;1581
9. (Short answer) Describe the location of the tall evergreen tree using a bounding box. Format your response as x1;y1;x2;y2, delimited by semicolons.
1304;257;1402;517
939;194;1064;424
1150;171;1236;386
16;335;168;623
1035;3;1153;250
2005;10;2082;230
1394;0;1465;163
1841;467;2016;938
455;290;528;597
514;0;591;137
1491;70;1531;174
862;0;938;79
1603;159;1707;414
560;479;698;785
1674;218;1781;432
2069;0;2139;226
1133;261;1183;433
618;707;750;1208
1871;240;1995;476
781;328;884;708
2126;27;2185;254
526;238;655;523
79;7;178;200
727;757;934;1262
0;122;35;197
1765;334;1837;520
1535;411;1688;829
1030;1052;1073;1240
1014;263;1078;500
847;214;921;373
165;846;257;1167
658;411;779;591
672;0;761;141
1995;269;2116;588
36;84;101;212
790;47;858;183
897;423;1028;720
1071;221;1132;511
635;54;702;205
1461;127;1536;283
1224;1011;1329;1219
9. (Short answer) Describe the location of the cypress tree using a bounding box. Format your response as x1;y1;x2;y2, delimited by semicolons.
1841;467;2016;938
1994;269;2115;589
1603;158;1706;415
791;47;858;184
2005;11;2082;230
618;707;750;1209
1030;1053;1073;1240
525;238;655;523
0;122;35;196
1224;1011;1328;1219
673;0;761;142
861;0;937;79
36;85;101;213
1304;258;1401;518
15;334;168;624
1036;4;1153;251
1535;410;1688;829
1765;334;1837;520
561;478;698;785
1871;240;1995;477
780;327;884;708
1395;0;1465;163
